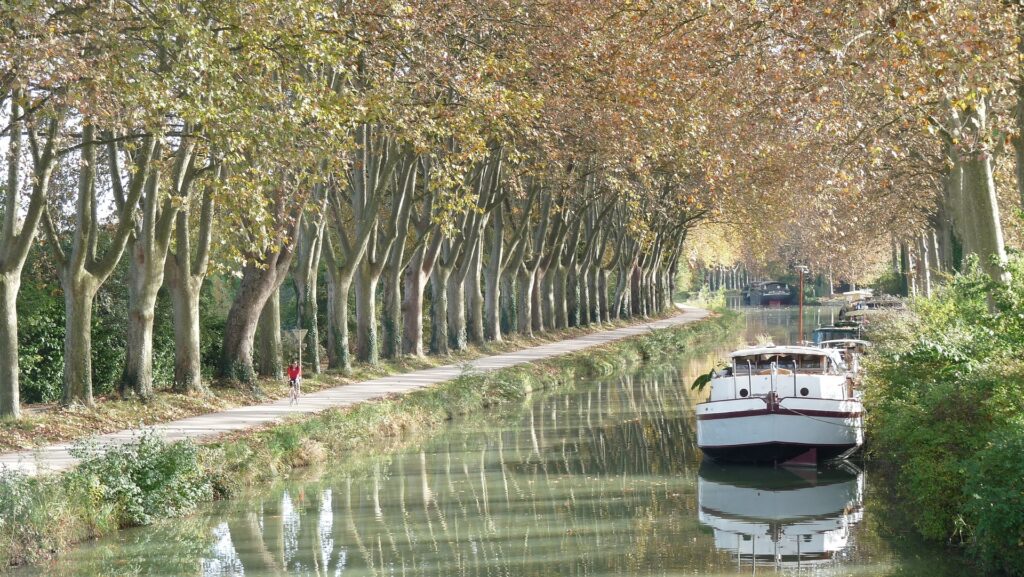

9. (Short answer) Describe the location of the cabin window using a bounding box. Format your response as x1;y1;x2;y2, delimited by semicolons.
732;353;834;375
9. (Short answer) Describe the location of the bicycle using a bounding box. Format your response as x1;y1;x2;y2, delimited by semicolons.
289;377;301;405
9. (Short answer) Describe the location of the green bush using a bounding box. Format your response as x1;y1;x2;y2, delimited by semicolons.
17;281;65;403
866;256;1024;573
963;418;1024;575
68;432;213;527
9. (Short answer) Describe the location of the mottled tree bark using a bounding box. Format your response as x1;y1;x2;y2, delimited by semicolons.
0;98;56;418
256;289;283;379
402;246;430;356
355;259;380;364
499;273;517;335
429;265;451;354
325;262;354;372
62;275;99;406
0;277;20;417
516;266;535;337
465;237;485;345
165;173;215;394
219;208;300;383
483;211;504;341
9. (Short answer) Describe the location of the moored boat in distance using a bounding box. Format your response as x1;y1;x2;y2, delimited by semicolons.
696;345;863;464
744;281;794;306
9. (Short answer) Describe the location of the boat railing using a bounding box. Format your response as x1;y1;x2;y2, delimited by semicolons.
792;361;799;398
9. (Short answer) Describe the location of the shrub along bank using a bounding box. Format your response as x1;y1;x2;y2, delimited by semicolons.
865;258;1024;576
0;311;738;568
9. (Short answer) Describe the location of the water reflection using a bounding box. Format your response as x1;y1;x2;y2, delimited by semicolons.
698;463;864;571
195;366;713;577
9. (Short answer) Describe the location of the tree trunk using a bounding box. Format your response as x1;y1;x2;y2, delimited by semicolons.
220;263;286;383
62;274;98;406
531;272;543;333
566;265;580;326
483;248;502;342
579;267;592;325
598;269;610;322
327;273;353;372
500;273;516;335
0;276;21;417
430;266;451;354
1015;4;1024;210
961;149;1010;284
293;217;325;375
120;253;160;400
168;273;203;393
540;266;556;330
466;240;485;345
293;269;321;374
936;191;955;273
588;265;601;323
927;229;940;284
402;250;428;356
553;265;568;329
918;233;932;298
164;172;214;395
355;261;379;364
445;268;467;351
301;268;321;373
256;289;283;379
516;267;534;337
382;264;403;358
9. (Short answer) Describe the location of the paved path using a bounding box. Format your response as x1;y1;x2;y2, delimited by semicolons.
0;306;709;476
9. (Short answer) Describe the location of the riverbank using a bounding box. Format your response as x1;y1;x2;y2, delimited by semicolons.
0;310;739;568
864;260;1024;576
0;315;686;454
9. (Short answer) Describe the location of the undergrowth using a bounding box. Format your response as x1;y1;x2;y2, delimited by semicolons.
865;257;1024;575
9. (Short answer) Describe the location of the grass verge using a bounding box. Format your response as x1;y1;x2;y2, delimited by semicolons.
0;310;739;568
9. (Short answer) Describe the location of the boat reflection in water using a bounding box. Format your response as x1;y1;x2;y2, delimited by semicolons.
698;462;865;571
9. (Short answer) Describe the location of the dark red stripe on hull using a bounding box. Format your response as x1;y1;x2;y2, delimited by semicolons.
697;408;862;421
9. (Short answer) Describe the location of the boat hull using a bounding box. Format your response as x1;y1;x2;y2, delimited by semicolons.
696;398;863;464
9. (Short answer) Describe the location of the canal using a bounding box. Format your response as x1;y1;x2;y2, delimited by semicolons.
22;308;966;576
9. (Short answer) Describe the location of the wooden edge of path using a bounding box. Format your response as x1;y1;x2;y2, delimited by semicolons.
0;305;710;477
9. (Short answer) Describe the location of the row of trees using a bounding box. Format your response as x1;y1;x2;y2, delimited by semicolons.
5;1;1021;419
682;1;1023;293
0;1;734;419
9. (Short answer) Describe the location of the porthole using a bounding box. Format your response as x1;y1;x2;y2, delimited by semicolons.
800;387;809;397
739;388;749;398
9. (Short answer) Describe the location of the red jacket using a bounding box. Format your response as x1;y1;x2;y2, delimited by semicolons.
288;365;302;380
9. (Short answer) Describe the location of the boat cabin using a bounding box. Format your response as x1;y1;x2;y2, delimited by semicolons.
812;325;862;345
710;346;847;402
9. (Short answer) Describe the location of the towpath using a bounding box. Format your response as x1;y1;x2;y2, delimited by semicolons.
0;306;709;476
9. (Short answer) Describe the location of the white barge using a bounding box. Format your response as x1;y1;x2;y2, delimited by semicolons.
695;345;863;464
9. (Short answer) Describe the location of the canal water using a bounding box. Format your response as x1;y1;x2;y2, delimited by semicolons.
21;308;966;576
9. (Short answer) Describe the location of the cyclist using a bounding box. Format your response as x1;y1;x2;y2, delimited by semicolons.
287;360;302;404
